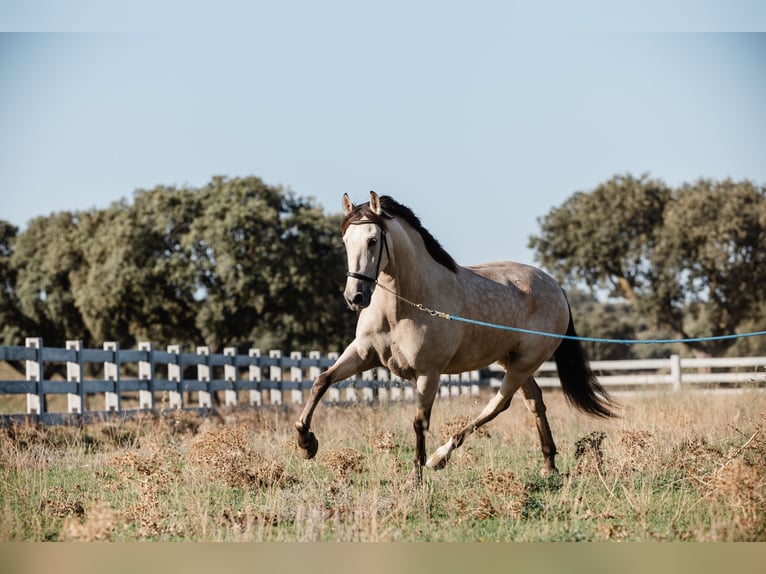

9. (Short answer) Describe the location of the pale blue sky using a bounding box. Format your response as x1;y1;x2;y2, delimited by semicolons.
1;2;765;265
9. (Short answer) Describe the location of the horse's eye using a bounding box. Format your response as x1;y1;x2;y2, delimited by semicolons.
368;237;378;248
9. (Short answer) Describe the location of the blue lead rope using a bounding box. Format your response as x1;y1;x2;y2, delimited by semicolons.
446;314;766;345
377;281;766;346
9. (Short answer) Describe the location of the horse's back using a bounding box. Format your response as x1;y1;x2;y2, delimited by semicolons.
463;261;563;298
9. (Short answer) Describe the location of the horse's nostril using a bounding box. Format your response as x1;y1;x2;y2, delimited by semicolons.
352;293;365;306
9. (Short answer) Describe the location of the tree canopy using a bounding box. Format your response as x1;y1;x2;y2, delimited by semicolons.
529;174;766;356
1;176;355;353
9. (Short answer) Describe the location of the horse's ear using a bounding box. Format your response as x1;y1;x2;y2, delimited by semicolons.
369;191;382;215
342;193;354;216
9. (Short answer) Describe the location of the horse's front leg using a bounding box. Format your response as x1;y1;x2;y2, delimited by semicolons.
412;372;441;481
295;341;370;459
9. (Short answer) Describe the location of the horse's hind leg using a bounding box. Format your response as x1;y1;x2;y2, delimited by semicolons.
520;377;557;476
426;368;526;470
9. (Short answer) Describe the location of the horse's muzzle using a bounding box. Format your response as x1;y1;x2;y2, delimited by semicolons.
344;281;373;311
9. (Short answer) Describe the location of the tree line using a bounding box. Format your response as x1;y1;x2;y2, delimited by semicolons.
1;173;765;360
0;176;356;354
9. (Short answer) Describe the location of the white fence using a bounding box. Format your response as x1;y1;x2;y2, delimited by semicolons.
0;338;764;425
500;355;766;392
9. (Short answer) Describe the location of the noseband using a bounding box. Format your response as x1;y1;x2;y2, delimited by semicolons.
345;220;390;284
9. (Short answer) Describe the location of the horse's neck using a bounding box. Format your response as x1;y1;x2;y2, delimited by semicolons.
378;224;453;307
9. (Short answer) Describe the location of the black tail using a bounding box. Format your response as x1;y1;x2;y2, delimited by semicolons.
554;311;616;418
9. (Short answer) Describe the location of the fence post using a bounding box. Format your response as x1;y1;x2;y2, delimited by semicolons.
463;370;480;397
103;342;120;412
670;354;682;392
290;351;304;404
377;367;390;402
167;344;184;409
196;346;212;409
308;350;322;399
379;368;402;402
392;371;411;401
223;347;238;407
65;340;83;414
25;337;44;416
138;342;155;410
269;350;283;405
327;352;340;402
248;349;262;406
439;374;450;398
361;368;375;403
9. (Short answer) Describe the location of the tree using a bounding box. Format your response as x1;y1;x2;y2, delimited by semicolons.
529;173;671;303
4;176;355;354
73;188;202;349
189;176;354;352
651;179;766;355
269;191;355;351
10;212;90;347
529;175;766;357
0;221;29;345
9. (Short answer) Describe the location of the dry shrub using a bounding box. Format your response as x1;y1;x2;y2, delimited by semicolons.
105;431;185;538
573;431;606;475
456;496;496;521
39;485;86;519
713;457;765;506
596;519;629;541
482;469;527;519
439;415;489;442
708;426;766;540
219;505;288;535
322;447;363;478
189;424;294;488
0;432;13;469
618;429;654;472
674;437;726;487
219;506;258;535
323;479;359;524
60;499;120;542
619;430;652;457
4;423;46;449
130;467;179;538
108;449;161;478
670;420;765;541
371;430;397;451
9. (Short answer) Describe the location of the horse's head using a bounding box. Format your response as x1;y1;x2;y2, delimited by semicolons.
341;191;390;311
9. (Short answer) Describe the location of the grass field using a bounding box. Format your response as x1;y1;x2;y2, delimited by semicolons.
1;388;764;541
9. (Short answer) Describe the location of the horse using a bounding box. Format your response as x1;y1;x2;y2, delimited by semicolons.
295;191;615;479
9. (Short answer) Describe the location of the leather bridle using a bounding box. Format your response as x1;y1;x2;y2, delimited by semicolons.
344;220;390;284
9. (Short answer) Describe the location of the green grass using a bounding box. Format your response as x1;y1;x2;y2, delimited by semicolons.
1;390;764;541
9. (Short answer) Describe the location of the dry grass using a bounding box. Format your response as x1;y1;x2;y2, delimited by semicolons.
1;389;764;541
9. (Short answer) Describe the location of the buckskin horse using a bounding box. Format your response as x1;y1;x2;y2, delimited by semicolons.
295;191;615;479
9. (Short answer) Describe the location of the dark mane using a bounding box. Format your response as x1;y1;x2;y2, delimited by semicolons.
342;195;458;273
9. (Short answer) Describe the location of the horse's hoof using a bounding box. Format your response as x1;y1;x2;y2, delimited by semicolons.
297;431;319;459
425;449;450;470
426;455;447;470
425;439;453;470
540;465;558;478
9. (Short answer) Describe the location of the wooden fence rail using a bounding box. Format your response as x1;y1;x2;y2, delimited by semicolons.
1;338;764;425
